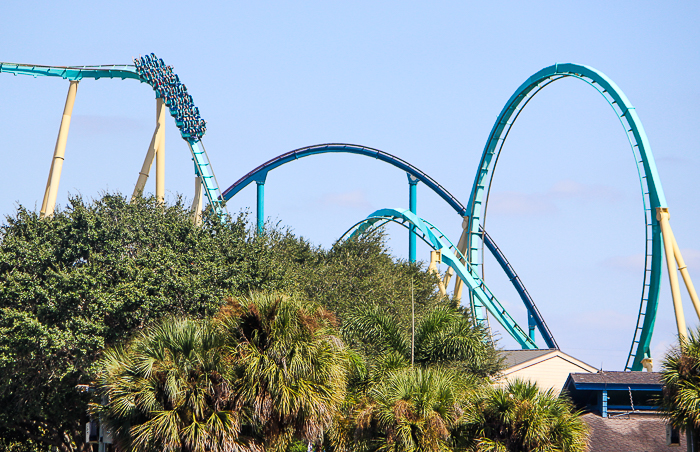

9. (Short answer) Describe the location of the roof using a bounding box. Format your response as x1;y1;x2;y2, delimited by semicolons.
567;371;662;391
582;413;683;452
500;349;557;368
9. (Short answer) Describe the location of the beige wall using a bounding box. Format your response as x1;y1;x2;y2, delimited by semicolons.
498;353;597;395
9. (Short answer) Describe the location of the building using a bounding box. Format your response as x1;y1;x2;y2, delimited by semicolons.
498;349;598;395
564;371;685;451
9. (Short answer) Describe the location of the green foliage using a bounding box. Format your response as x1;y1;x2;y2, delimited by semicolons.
342;304;501;382
352;367;471;452
93;317;256;452
274;228;444;327
660;327;700;442
96;293;351;452
0;193;492;450
457;379;589;452
219;293;351;452
0;195;291;451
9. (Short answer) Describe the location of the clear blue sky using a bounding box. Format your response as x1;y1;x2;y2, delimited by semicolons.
2;1;699;370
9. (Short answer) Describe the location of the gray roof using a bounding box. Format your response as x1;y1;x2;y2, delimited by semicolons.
570;371;662;386
500;349;557;368
582;413;683;452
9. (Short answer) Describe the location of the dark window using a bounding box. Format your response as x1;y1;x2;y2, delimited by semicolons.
667;424;681;446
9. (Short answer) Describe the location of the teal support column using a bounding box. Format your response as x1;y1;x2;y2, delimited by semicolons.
599;389;608;418
256;181;264;234
528;310;536;344
408;174;418;263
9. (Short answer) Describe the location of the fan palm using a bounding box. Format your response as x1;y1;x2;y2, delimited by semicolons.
457;379;588;452
93;317;257;452
218;293;351;452
660;327;700;450
353;367;468;452
343;304;500;379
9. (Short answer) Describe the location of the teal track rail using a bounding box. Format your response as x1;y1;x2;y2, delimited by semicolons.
188;140;225;217
342;208;537;349
466;63;667;371
0;62;141;81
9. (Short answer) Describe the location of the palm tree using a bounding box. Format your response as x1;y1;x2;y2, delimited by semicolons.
457;379;588;452
660;327;700;451
343;304;501;380
218;293;351;452
353;367;469;452
93;317;257;452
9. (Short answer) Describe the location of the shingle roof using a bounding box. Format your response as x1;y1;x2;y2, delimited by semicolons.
500;349;556;368
570;371;662;386
582;413;683;452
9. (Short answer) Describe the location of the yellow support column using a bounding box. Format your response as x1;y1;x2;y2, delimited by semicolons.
668;218;700;320
428;250;447;297
657;208;688;340
132;98;165;201
41;80;79;218
155;106;165;202
453;216;471;301
190;175;203;226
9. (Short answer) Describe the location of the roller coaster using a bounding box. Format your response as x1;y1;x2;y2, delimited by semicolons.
2;55;697;371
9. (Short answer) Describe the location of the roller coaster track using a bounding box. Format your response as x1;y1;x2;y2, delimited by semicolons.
222;143;559;349
0;58;226;217
222;143;466;215
3;58;683;369
465;63;667;371
341;208;537;349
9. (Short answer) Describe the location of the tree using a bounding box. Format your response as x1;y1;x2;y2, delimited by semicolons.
0;194;289;451
93;317;257;452
218;293;351;452
342;304;501;381
275;228;446;328
352;367;469;452
660;327;700;450
0;194;449;450
457;379;589;452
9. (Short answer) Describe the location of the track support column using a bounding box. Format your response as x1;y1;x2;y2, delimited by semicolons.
453;216;470;301
41;80;78;218
428;250;447;297
657;208;689;340
155;100;165;203
132;98;166;202
256;181;265;234
408;174;418;263
191;175;203;226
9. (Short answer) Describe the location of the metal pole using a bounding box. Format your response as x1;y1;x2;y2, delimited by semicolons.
155;98;165;203
256;181;265;234
408;174;418;263
528;310;536;343
657;208;688;340
41;80;78;218
132;98;165;201
191;175;203;226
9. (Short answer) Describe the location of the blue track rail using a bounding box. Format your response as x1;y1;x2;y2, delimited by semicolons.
481;227;558;349
221;143;465;215
222;143;557;348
